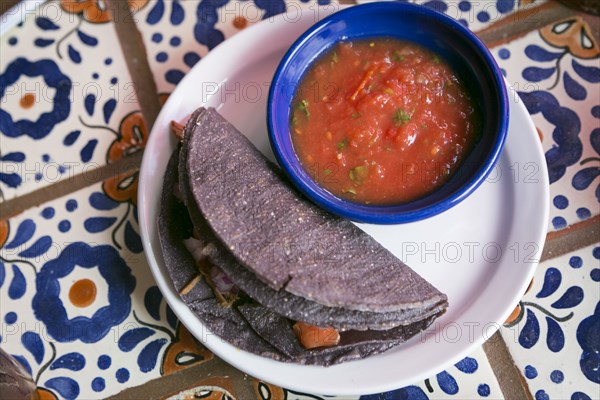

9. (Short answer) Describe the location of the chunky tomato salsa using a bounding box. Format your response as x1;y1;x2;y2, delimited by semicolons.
291;38;480;205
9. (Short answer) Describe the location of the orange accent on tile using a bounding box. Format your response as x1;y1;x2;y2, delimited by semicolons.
253;379;286;400
128;0;149;15
20;93;35;109
102;170;139;206
0;219;9;249
526;279;534;294
158;93;171;107
161;324;213;376
35;387;58;400
107;112;148;163
60;0;148;24
536;127;543;142
505;304;523;325
60;0;111;23
504;279;533;325
102;111;148;206
233;16;248;30
69;279;97;308
540;16;600;59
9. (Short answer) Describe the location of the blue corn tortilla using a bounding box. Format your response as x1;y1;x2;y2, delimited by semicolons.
157;108;448;365
159;150;286;361
159;150;442;365
176;129;445;331
183;108;447;313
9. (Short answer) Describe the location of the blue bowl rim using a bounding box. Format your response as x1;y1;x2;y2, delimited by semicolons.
267;1;509;224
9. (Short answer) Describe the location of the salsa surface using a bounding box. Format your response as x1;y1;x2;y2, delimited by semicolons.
291;38;479;205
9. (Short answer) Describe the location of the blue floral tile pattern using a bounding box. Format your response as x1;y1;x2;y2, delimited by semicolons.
0;182;210;399
354;0;545;32
411;0;545;32
136;0;547;96
133;0;338;94
492;18;600;232
501;244;600;400
0;1;142;201
250;348;502;399
360;348;503;399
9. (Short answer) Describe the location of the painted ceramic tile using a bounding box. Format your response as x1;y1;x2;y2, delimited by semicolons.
359;346;503;399
491;18;600;232
133;0;340;95
164;348;502;399
134;0;546;97
0;1;145;201
0;181;210;400
251;347;502;399
352;0;544;32
412;0;545;32
501;244;600;400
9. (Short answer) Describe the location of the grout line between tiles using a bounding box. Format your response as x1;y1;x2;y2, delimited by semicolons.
106;0;162;129
483;332;533;400
107;357;257;400
482;0;599;46
0;0;21;17
542;215;600;261
477;1;583;47
0;152;143;220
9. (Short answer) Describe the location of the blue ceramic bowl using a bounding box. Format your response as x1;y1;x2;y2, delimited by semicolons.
267;2;509;224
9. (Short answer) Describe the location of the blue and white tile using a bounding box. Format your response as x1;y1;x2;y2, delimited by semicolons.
412;0;545;32
501;244;600;400
0;1;143;201
133;0;549;105
363;347;503;399
492;18;600;232
133;0;341;95
0;181;210;400
354;0;545;33
252;347;502;399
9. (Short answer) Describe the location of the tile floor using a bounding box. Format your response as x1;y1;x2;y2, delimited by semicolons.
0;181;211;399
492;18;600;232
0;1;143;201
501;244;600;400
1;0;598;399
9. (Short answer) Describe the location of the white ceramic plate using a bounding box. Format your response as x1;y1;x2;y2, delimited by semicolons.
138;10;549;396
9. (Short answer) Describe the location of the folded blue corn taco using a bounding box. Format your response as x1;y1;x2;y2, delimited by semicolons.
158;108;448;366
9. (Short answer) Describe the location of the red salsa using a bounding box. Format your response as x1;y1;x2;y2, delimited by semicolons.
291;38;480;205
